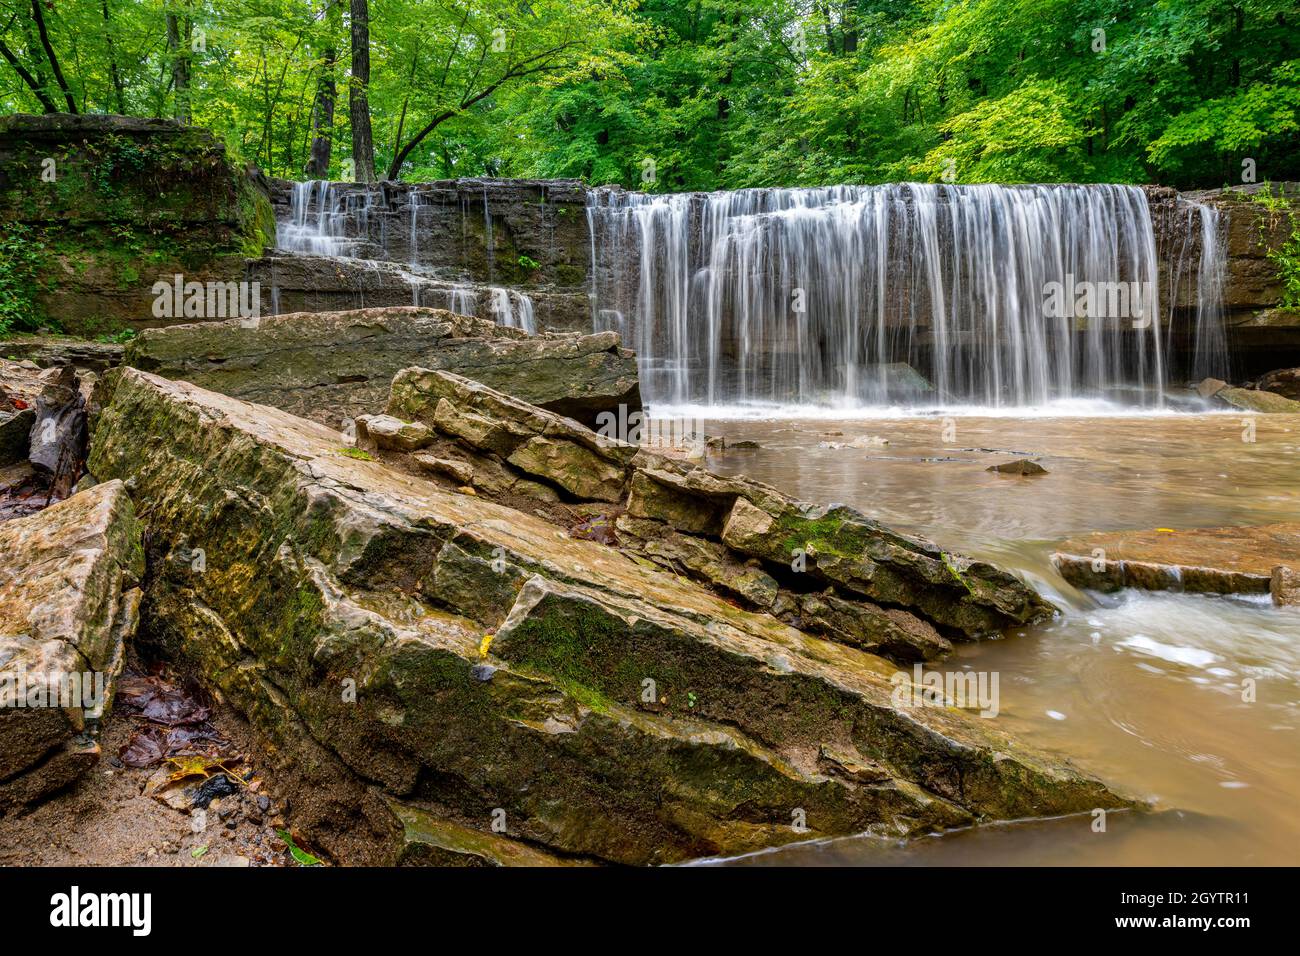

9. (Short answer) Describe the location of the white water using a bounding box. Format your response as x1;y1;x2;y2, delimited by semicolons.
587;184;1230;409
277;180;536;334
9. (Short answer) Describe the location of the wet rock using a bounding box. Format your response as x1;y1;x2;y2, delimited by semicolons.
1211;385;1300;413
0;481;143;809
615;514;780;608
721;498;1053;637
87;367;1131;864
1195;377;1227;400
355;414;432;452
388;801;588;867
1271;566;1300;607
986;459;1048;476
1251;367;1300;401
507;436;628;502
795;590;953;662
0;407;34;467
626;470;725;535
125;307;641;428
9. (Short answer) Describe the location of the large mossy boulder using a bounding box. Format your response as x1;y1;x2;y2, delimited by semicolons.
124;306;641;428
386;368;1053;651
0;113;274;337
0;480;143;810
87;368;1131;864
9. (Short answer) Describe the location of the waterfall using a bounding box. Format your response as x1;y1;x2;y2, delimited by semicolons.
587;183;1212;409
1182;199;1230;384
278;180;535;335
277;180;374;257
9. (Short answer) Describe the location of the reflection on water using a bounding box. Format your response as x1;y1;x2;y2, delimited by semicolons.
689;412;1300;866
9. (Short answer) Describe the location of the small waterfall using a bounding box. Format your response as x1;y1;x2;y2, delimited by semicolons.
276;180;536;335
587;184;1216;408
491;287;537;334
278;180;375;256
1184;200;1230;383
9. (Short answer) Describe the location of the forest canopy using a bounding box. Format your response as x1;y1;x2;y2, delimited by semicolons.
2;0;1297;190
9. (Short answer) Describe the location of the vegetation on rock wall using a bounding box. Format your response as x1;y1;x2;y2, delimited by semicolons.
1;1;1295;190
0;223;48;335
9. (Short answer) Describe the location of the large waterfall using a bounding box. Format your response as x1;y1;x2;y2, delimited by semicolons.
587;184;1228;409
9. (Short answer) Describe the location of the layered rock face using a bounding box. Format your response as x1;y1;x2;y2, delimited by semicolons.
88;368;1129;865
383;368;1053;658
0;113;275;337
0;480;143;810
122;306;641;428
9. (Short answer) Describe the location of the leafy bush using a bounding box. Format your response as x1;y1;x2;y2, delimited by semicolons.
0;224;46;337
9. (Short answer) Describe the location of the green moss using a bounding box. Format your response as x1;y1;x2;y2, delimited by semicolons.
339;447;374;461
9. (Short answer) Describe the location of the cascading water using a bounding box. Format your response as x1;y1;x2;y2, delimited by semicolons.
278;180;375;256
588;183;1227;409
276;180;536;334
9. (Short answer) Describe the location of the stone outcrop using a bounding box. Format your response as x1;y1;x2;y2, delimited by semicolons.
122;306;641;428
1250;365;1300;400
1052;523;1300;602
87;368;1131;865
1195;376;1300;413
0;480;143;810
0;113;275;338
246;255;593;333
382;367;1053;655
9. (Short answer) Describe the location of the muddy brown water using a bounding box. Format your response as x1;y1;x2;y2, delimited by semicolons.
675;410;1300;865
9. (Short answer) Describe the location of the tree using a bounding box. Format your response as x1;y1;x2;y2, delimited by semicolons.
347;0;374;181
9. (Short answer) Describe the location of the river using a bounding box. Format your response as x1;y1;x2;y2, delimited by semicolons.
677;408;1300;865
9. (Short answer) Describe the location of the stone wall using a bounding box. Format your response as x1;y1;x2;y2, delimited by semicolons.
0;114;275;338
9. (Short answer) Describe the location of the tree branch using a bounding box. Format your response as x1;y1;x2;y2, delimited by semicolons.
30;0;77;113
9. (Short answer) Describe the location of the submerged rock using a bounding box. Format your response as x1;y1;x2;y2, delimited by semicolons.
987;458;1049;476
0;481;143;810
87;368;1132;864
123;306;641;428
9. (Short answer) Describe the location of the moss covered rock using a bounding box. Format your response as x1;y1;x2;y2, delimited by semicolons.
0;113;274;337
0;480;143;809
88;368;1133;864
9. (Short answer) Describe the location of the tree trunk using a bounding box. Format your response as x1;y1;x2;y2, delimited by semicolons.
305;1;341;178
101;0;127;113
306;47;338;177
348;0;376;182
165;13;192;123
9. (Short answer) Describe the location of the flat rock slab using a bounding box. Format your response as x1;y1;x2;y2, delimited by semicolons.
88;368;1133;864
123;305;640;428
0;480;143;809
1053;523;1300;597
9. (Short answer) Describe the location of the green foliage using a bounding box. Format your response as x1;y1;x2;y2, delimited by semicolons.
95;327;138;344
0;0;1296;189
517;254;541;271
0;224;47;337
1252;190;1300;308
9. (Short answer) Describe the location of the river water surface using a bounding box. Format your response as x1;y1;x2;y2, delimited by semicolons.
678;409;1300;865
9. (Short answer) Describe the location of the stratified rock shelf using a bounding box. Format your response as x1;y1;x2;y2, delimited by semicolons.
87;367;1134;865
123;306;641;428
